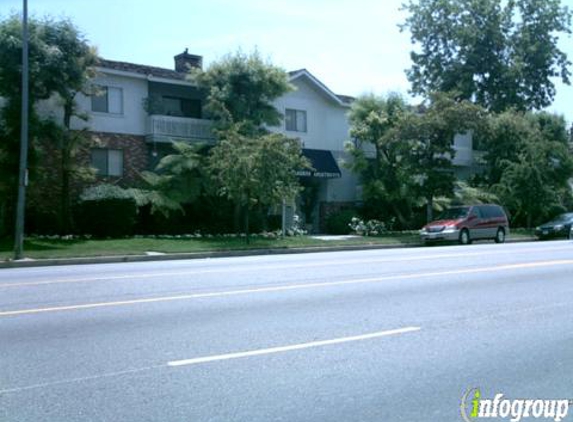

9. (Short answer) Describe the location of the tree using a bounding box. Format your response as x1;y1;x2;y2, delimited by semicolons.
191;50;293;135
190;50;295;233
346;93;416;227
398;93;487;222
0;15;97;234
481;110;572;184
451;181;499;206
208;127;309;242
47;19;98;233
401;0;571;112
0;15;48;236
479;110;532;184
492;112;573;227
138;141;207;216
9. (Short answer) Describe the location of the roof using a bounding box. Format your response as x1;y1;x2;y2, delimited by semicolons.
97;58;187;81
96;59;354;104
288;68;353;107
335;94;355;105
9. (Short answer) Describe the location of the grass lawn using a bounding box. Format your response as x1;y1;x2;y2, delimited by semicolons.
0;229;537;261
0;234;420;261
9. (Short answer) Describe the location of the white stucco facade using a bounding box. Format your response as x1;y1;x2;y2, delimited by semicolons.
273;76;349;151
76;71;148;135
271;72;360;204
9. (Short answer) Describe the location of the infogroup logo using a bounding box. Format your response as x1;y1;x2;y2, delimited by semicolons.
461;388;571;422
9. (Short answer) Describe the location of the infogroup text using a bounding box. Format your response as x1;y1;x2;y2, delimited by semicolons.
461;388;570;422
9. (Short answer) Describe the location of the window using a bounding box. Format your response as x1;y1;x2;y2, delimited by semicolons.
162;97;183;116
91;149;124;177
91;86;123;114
161;96;202;118
470;207;482;218
285;109;307;132
480;205;506;218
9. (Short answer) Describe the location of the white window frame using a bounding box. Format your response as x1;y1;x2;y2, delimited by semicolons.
91;85;124;115
91;148;124;177
285;108;307;132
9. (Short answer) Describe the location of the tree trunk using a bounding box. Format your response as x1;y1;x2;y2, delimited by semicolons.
2;187;17;239
60;101;73;234
0;199;10;238
391;203;408;228
233;202;242;234
60;151;71;234
426;196;434;223
59;131;71;234
244;206;250;245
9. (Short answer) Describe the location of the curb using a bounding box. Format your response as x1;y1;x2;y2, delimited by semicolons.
0;237;537;269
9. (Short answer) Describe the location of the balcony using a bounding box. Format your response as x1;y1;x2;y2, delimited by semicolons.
146;115;216;144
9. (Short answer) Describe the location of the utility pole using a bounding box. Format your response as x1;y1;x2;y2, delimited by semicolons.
13;0;29;260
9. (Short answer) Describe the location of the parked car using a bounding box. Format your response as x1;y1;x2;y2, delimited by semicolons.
534;213;573;240
420;204;509;245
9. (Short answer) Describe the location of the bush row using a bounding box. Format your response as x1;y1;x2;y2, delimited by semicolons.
24;185;427;238
25;185;282;238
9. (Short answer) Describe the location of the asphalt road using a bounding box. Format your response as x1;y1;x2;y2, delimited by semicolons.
1;240;573;422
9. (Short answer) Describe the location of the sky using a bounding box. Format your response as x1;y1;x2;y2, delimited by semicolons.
2;0;573;122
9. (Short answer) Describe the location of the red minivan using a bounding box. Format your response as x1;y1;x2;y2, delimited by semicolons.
420;204;509;245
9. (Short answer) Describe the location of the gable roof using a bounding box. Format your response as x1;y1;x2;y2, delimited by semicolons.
335;94;355;106
288;68;353;107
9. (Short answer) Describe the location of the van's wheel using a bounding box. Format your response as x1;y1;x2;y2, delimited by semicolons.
459;229;471;245
495;228;506;243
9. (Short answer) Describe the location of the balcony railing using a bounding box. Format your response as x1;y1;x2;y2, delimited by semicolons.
146;115;215;143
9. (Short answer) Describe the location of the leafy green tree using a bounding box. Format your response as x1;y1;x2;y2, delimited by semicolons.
398;93;487;222
137;141;207;216
492;112;573;227
0;15;97;234
401;0;571;112
189;50;295;233
494;142;572;228
191;50;293;135
482;110;572;185
0;93;54;236
48;20;98;233
451;181;499;206
346;93;416;226
0;16;46;236
479;110;532;184
208;126;309;242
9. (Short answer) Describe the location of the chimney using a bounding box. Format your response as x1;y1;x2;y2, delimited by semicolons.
174;48;202;72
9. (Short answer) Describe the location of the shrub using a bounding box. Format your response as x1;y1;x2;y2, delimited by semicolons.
76;185;137;237
349;217;387;236
286;214;307;236
79;184;137;201
26;209;60;236
325;209;355;234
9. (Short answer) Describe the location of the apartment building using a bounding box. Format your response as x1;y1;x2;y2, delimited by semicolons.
36;50;363;229
34;50;484;230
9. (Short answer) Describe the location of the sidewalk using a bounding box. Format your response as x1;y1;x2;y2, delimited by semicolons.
0;236;537;269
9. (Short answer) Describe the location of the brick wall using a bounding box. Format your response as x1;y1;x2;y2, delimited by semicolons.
26;131;150;233
84;131;149;187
